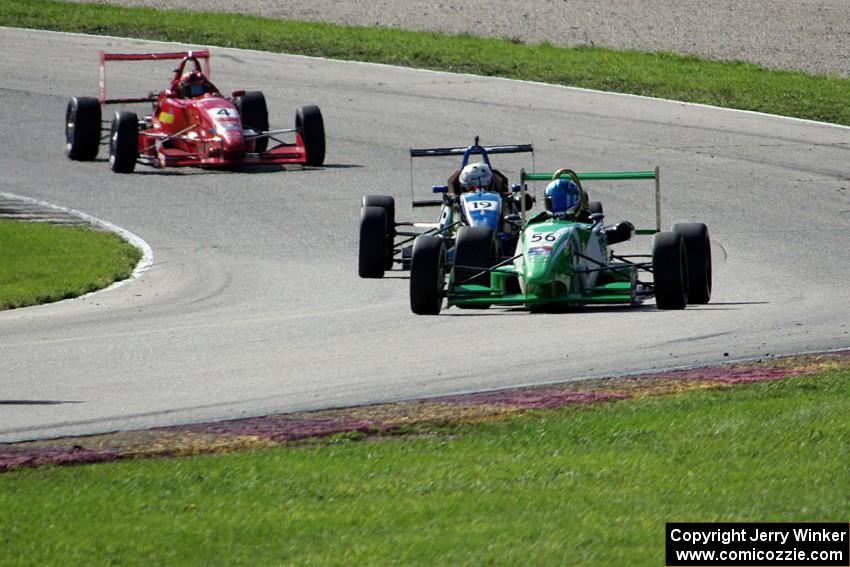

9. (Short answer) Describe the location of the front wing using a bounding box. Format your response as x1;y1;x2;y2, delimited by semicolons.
446;266;645;308
139;131;309;168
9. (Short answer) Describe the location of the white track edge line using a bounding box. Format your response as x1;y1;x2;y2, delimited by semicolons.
0;191;154;296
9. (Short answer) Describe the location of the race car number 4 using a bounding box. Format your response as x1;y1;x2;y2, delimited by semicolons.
211;107;238;118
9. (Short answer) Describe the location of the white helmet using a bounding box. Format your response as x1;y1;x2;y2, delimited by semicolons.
459;162;493;191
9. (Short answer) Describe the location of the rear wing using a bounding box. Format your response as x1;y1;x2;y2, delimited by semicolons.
410;143;534;160
520;167;661;233
409;139;534;206
98;49;211;106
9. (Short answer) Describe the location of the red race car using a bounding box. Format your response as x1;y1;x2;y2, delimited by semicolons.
65;49;325;173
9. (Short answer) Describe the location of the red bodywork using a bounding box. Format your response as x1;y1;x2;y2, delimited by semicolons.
99;50;308;168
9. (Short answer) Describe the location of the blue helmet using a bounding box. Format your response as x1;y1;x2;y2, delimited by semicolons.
544;178;581;215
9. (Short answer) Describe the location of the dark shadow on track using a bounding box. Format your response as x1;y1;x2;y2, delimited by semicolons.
0;400;82;405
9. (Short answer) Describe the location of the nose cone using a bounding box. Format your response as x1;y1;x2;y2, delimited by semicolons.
219;127;245;156
522;224;573;286
524;252;554;285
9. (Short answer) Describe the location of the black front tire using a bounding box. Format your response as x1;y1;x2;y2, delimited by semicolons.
358;206;388;278
235;91;269;153
109;111;138;174
410;235;445;315
453;226;495;287
673;222;712;304
65;96;101;161
652;231;688;310
296;105;325;166
362;195;395;269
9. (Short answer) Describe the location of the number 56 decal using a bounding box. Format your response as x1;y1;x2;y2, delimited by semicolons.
530;232;558;243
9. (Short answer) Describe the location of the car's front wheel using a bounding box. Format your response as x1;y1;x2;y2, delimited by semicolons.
362;195;395;269
652;230;688;309
65;96;101;161
109;111;138;174
410;235;446;315
453;226;495;287
359;205;388;278
235;91;269;153
296;105;325;167
673;222;712;304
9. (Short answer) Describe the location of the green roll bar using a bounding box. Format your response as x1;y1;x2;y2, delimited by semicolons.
519;167;661;234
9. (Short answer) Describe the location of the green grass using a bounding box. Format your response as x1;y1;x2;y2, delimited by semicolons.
0;219;141;309
3;371;850;566
3;0;850;125
2;5;847;565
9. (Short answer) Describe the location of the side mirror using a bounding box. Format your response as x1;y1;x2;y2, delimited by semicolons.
527;211;551;225
504;213;520;222
510;183;521;193
231;89;246;97
513;192;534;210
589;212;605;223
432;185;449;194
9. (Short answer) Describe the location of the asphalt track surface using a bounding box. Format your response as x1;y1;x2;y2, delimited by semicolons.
1;28;849;443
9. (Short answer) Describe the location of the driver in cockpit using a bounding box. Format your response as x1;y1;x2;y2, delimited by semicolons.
448;162;510;195
176;70;217;98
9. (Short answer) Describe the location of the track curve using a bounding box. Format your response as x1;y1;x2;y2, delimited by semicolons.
1;28;848;442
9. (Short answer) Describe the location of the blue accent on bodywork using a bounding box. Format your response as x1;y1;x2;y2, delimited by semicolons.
461;192;502;230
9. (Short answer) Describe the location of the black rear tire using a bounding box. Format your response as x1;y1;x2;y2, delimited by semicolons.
652;231;688;310
410;235;445;315
453;226;495;287
358;206;388;278
362;195;395;227
362;195;395;269
65;96;101;161
296;105;325;166
235;91;269;153
673;222;712;304
109;111;138;174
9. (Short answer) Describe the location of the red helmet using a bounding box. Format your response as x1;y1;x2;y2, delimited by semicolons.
179;71;208;97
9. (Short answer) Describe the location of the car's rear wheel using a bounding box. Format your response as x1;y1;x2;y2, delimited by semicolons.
296;105;325;166
235;91;269;153
652;231;688;310
65;96;101;161
362;195;395;269
359;206;388;278
109;111;138;174
453;226;495;287
410;235;446;315
673;222;712;304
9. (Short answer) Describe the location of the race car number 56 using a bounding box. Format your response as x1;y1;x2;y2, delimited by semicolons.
530;233;557;243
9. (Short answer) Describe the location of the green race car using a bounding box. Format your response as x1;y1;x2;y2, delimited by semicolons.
409;167;712;315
